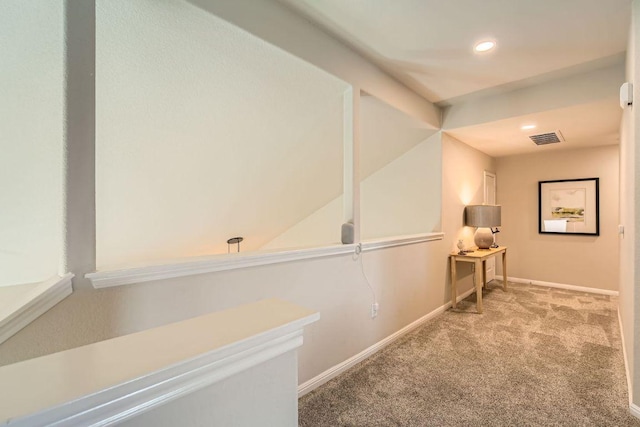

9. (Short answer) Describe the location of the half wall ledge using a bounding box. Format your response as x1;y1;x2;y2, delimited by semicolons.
86;232;445;289
0;298;319;427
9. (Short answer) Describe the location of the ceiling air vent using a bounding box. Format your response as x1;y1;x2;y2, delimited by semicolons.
529;130;565;146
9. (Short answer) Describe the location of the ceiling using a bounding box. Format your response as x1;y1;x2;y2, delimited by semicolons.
446;98;622;157
279;0;631;157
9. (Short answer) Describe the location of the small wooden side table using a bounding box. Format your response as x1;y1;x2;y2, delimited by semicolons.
449;246;507;314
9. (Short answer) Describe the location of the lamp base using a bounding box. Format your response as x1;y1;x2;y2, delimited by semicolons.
474;227;494;249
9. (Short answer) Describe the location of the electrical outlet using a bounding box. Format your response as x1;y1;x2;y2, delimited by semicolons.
371;302;379;318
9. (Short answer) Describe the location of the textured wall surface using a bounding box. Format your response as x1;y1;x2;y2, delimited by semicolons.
96;0;349;267
0;1;64;286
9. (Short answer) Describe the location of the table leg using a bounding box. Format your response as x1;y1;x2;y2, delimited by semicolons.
475;259;483;314
502;250;508;291
482;260;487;289
451;256;457;308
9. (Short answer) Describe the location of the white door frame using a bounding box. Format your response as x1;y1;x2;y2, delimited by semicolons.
483;171;497;282
484;171;496;205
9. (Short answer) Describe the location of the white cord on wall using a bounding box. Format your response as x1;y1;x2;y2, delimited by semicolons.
354;243;379;318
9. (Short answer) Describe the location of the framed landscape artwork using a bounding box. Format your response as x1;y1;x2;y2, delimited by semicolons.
538;178;599;236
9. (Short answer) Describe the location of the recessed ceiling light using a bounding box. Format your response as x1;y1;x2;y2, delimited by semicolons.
521;124;537;131
474;40;496;53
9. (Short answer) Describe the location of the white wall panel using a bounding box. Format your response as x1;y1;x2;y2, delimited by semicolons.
0;1;64;286
360;97;441;239
96;0;348;268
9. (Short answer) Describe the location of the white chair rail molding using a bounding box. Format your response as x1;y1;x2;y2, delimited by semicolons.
0;274;74;345
0;299;319;427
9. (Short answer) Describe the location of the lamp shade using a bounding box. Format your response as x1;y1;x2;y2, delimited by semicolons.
465;205;501;228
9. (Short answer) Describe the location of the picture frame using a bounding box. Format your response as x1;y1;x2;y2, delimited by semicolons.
538;178;599;236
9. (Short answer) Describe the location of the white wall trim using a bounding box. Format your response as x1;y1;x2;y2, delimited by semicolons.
618;309;632;402
361;232;444;252
86;232;444;288
630;403;640;420
298;284;472;397
1;300;319;426
618;309;640;419
508;276;619;296
20;332;305;427
0;273;74;345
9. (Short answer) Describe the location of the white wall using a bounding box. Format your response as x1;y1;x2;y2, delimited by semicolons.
0;130;490;391
443;62;624;130
360;96;441;239
260;195;342;250
262;132;442;250
620;0;640;406
0;133;492;377
185;0;441;130
361;134;442;239
1;0;453;386
0;241;444;382
497;146;619;291
96;0;349;268
119;352;299;427
0;1;64;286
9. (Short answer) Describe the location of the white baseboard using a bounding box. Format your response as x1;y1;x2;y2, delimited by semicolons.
630;403;640;419
618;309;640;419
298;287;475;397
508;276;618;296
618;310;632;400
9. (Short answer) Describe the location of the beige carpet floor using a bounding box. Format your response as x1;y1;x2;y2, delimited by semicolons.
299;282;640;426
